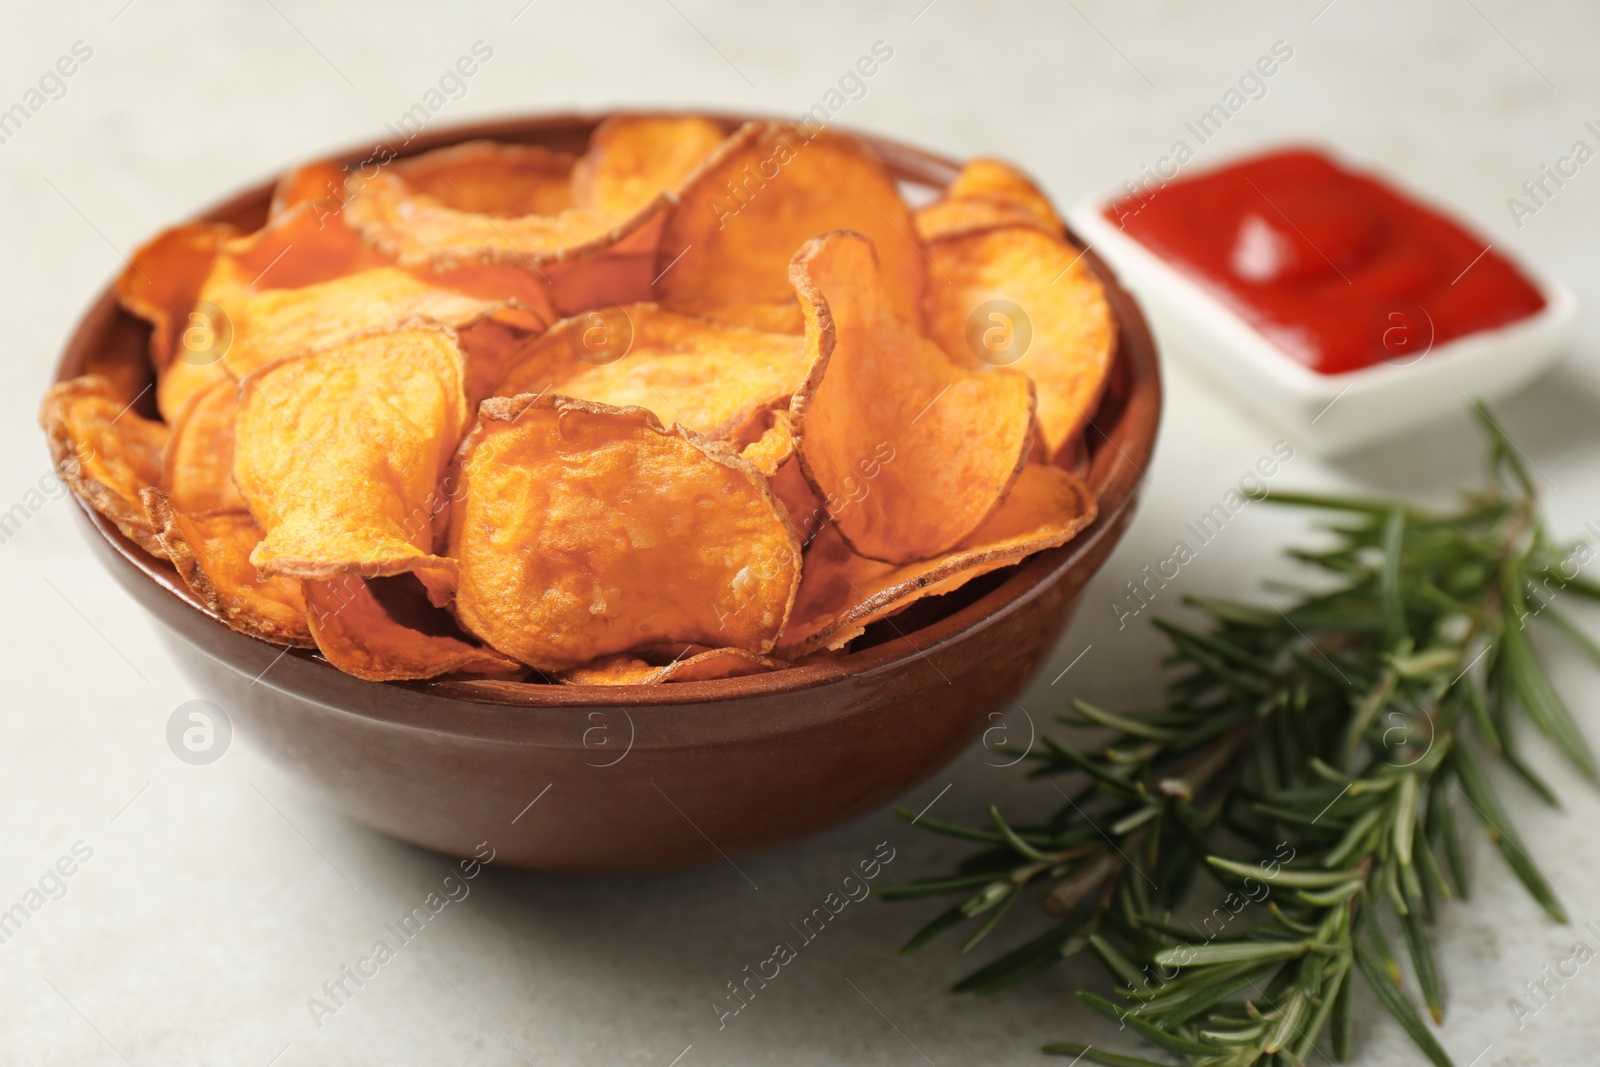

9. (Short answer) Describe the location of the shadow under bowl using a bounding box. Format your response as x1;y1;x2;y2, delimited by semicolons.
57;111;1163;873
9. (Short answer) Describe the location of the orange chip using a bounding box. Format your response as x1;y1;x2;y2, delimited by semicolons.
449;394;802;671
226;200;390;293
305;575;520;682
77;125;1112;690
656;123;926;332
685;302;805;334
341;182;611;270
161;377;244;514
925;227;1115;462
150;207;398;422
523;116;731;320
560;646;785;685
390;140;577;217
220;266;515;382
739;409;796;477
493;302;809;439
343;126;723;270
142;490;313;647
540;254;655;319
572;114;728;217
177;217;550;409
414;263;555;322
234;324;468;583
915;197;1058;243
790;231;1034;563
154;254;248;422
39;376;169;556
269;160;348;219
951;159;1060;224
116;222;237;372
661;646;786;681
777;464;1097;656
915;159;1064;241
769;456;828;547
157;360;228;426
455;311;548;407
558;655;661;686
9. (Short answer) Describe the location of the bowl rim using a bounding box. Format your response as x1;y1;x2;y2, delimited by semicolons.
54;109;1163;712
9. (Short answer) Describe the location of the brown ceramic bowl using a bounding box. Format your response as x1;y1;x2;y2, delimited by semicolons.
55;112;1161;873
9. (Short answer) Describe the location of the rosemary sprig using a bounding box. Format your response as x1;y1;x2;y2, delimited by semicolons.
880;411;1598;1066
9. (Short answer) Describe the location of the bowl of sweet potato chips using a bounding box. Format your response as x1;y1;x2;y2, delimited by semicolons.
46;112;1159;871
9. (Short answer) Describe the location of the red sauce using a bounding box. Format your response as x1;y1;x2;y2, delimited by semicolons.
1106;148;1546;374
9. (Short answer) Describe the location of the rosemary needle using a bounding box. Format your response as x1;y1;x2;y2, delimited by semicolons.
879;410;1596;1067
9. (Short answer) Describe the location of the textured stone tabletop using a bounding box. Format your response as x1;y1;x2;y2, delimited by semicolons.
4;1;1599;1064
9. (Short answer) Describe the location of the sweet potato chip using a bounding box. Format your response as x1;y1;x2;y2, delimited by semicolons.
769;456;828;547
390;140;576;217
72;123;1114;690
117;222;236;372
572;114;728;217
148;253;248;422
790;231;1034;563
915;197;1057;243
226;199;389;292
220;266;513;381
540;255;655;319
494;116;733;320
777;464;1097;656
925;226;1115;462
197;208;553;390
304;575;519;682
343;191;617;291
915;159;1064;241
656;123;926;332
661;646;786;681
162;377;244;514
234;324;468;583
148;208;394;422
154;358;226;428
455;310;549;406
493;303;809;439
449;394;801;671
951;159;1060;226
559;646;784;685
415;264;555;323
558;655;661;686
269;161;348;219
344;126;722;270
142;490;313;647
740;409;796;476
40;375;169;556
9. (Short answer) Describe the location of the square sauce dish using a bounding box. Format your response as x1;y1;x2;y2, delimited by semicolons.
1068;147;1578;454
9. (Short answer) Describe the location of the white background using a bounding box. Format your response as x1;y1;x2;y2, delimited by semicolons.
4;1;1599;1064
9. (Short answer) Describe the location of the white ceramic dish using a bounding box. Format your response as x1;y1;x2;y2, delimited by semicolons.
1066;165;1580;455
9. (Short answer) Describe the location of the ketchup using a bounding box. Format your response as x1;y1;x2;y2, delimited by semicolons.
1106;148;1546;374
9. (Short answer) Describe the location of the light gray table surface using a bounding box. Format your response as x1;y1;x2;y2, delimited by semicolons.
5;1;1599;1064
